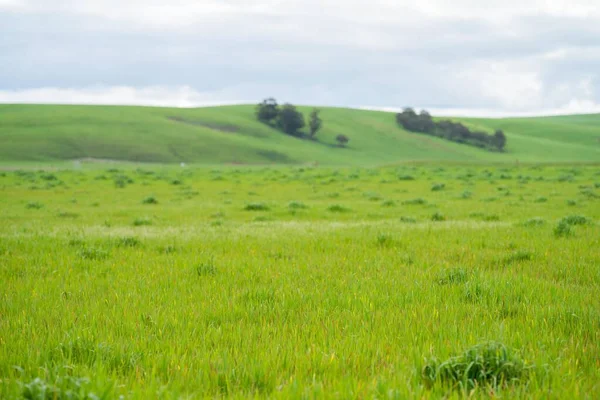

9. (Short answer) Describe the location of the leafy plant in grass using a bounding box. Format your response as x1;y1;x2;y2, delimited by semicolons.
142;196;158;205
113;175;133;188
21;375;110;400
561;215;590;226
196;261;217;276
376;233;397;248
437;267;468;285
244;202;270;211
460;191;472;199
25;201;43;210
554;215;591;237
431;212;446;222
364;191;382;201
402;198;427;206
521;217;546;227
553;220;573;237
288;201;308;210
133;217;152;227
114;236;141;248
421;342;531;390
431;183;446;191
57;211;79;218
502;250;533;265
327;204;349;213
78;247;109;261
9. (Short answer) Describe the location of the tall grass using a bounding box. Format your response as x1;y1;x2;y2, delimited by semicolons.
0;164;598;398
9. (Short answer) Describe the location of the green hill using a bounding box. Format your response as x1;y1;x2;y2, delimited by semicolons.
0;104;598;165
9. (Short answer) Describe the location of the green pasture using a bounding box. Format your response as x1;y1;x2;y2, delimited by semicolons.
1;104;598;165
1;164;599;398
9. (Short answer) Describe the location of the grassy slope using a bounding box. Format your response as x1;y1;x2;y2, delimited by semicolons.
0;104;598;165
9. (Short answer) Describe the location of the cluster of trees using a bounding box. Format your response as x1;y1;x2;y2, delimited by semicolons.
395;108;506;151
256;98;349;147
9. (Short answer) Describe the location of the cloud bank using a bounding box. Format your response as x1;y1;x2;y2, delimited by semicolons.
1;0;599;116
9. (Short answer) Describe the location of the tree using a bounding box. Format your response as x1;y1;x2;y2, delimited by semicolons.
256;98;279;124
336;134;349;147
418;110;435;133
309;108;322;138
276;103;305;136
493;129;506;151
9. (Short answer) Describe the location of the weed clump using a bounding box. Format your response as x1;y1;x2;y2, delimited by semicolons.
431;212;446;222
327;204;349;213
422;342;531;390
196;262;217;276
376;233;396;248
57;211;79;218
402;198;427;206
554;220;572;237
560;215;590;226
78;247;109;261
554;215;591;237
113;175;133;188
25;201;43;210
142;196;158;205
114;236;141;248
502;250;533;265
400;216;417;223
21;375;103;400
437;268;468;285
288;201;308;210
431;183;446;191
381;199;395;207
521;218;546;227
133;217;152;226
244;202;270;211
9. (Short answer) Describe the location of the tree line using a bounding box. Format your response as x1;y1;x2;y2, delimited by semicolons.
256;98;349;147
396;108;506;151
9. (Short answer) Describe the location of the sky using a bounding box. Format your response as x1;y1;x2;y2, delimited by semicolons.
1;0;599;116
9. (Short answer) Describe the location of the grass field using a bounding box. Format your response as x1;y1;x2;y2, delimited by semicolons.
1;104;599;165
1;164;599;398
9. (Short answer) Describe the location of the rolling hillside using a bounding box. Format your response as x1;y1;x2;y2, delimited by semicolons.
0;104;598;165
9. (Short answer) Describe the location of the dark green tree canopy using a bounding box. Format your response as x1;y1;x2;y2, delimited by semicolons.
309;108;323;138
256;98;279;124
396;108;507;152
336;134;349;147
276;103;305;136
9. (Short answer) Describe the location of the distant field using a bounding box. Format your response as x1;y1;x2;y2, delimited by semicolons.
1;164;599;398
0;104;599;165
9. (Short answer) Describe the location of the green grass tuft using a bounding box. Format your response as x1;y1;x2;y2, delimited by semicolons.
422;342;531;390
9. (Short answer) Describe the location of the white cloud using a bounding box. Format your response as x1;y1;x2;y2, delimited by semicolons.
1;1;599;113
455;61;544;109
6;0;599;30
0;86;245;107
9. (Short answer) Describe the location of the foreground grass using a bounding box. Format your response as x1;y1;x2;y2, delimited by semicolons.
1;164;599;398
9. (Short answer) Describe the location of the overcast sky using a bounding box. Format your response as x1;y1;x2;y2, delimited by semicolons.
1;0;599;116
